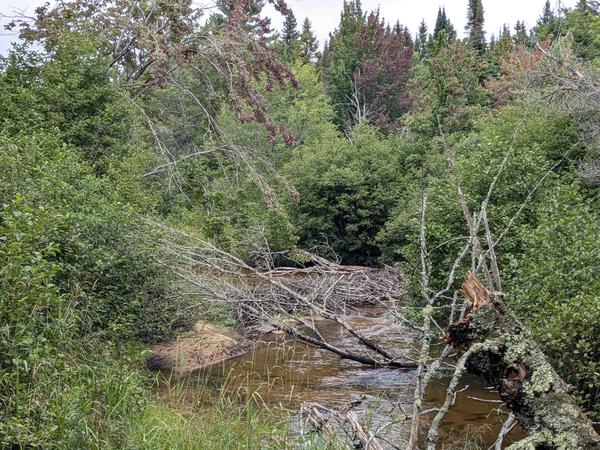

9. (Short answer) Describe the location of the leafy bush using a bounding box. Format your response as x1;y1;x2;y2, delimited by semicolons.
0;197;149;449
381;107;581;291
0;130;193;343
0;39;195;447
381;106;599;413
288;124;413;264
506;184;600;416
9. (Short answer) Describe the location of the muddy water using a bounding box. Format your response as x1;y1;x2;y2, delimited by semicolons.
199;308;525;448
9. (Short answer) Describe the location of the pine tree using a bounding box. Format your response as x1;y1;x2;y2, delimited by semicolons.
466;0;486;54
321;0;365;127
415;19;428;59
282;10;299;47
576;0;600;13
209;0;266;33
513;20;529;46
489;23;514;75
564;0;600;58
298;18;319;64
444;16;457;42
489;33;496;51
433;7;446;38
433;7;457;43
399;23;413;47
539;0;554;25
279;10;299;62
534;0;556;39
577;0;588;11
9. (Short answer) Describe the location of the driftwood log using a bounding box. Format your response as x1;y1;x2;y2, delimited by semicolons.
446;273;600;449
300;402;383;450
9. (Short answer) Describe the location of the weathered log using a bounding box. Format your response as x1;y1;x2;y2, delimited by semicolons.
446;273;600;449
300;402;383;450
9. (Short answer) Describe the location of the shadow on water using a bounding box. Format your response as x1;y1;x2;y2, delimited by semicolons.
176;308;525;448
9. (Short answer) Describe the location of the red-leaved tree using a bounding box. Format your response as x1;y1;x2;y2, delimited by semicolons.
354;13;414;130
6;0;298;143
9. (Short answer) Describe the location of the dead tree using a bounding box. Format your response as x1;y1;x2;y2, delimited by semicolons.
157;225;418;371
444;273;600;449
300;402;384;450
408;115;600;449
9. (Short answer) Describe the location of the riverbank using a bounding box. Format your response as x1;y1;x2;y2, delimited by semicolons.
147;321;253;374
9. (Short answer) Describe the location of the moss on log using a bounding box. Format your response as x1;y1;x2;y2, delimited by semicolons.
446;273;600;449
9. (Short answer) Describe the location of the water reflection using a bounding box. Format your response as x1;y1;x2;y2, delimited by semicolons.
195;308;525;448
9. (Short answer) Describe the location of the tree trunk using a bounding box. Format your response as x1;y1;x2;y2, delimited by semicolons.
446;273;600;449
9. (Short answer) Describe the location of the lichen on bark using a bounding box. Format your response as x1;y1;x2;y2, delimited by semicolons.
447;274;600;449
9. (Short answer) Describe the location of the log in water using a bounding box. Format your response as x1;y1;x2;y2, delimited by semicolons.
191;307;526;448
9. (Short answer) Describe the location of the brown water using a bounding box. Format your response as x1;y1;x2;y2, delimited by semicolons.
195;308;525;448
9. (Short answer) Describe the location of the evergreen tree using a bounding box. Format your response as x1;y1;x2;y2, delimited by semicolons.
394;22;413;47
411;41;489;134
513;20;530;46
431;6;457;53
466;0;486;54
298;18;319;64
433;7;446;37
280;10;300;62
576;0;600;13
534;0;557;39
415;19;428;59
539;0;555;25
209;0;266;33
282;10;299;47
564;0;600;58
489;33;497;51
489;24;514;75
433;7;456;41
321;0;365;127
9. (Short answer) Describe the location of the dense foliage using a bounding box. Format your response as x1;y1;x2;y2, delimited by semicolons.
1;0;599;446
0;43;193;447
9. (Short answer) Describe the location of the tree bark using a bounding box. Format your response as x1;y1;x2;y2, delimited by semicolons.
446;273;600;449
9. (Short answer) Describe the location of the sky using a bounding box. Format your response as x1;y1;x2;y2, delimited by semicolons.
0;0;578;55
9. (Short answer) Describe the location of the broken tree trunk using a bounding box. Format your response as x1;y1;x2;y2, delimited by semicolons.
446;273;600;449
300;402;383;450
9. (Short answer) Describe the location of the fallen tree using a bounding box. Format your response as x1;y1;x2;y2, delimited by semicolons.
444;273;600;449
408;117;600;449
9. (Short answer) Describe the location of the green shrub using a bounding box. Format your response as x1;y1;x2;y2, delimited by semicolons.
0;39;196;447
506;184;600;417
0;198;149;449
288;124;414;264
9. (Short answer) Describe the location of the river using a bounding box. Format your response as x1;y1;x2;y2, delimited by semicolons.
180;307;525;448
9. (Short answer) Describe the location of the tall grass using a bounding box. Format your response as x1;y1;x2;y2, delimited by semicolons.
125;372;330;450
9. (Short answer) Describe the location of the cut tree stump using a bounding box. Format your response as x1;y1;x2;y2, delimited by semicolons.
446;273;600;449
